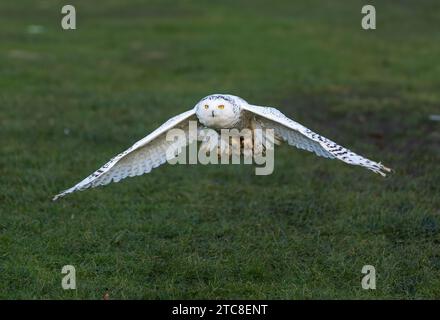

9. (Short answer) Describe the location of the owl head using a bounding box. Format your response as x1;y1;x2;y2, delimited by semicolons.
195;94;241;128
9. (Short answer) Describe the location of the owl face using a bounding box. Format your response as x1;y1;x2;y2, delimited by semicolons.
196;95;241;129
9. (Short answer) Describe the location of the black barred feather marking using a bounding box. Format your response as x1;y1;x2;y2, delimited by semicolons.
244;104;391;176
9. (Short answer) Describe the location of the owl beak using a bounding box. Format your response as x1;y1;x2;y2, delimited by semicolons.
211;110;215;117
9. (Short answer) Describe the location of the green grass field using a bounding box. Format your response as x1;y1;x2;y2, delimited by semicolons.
1;0;439;299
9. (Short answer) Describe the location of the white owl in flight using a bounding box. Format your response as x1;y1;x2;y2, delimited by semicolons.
53;94;391;200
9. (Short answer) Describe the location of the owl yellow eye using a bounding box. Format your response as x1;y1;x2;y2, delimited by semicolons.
217;105;225;110
204;105;209;109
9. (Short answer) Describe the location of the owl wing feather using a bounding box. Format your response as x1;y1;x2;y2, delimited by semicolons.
53;108;198;200
242;104;391;176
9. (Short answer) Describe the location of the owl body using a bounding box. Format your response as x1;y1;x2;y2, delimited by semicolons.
53;93;391;200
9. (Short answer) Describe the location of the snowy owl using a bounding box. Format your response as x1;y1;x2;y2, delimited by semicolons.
53;94;391;200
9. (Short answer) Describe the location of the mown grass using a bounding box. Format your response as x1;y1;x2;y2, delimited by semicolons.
0;0;439;299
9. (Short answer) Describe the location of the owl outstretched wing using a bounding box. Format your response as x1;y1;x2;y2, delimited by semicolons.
242;104;391;176
53;108;198;200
